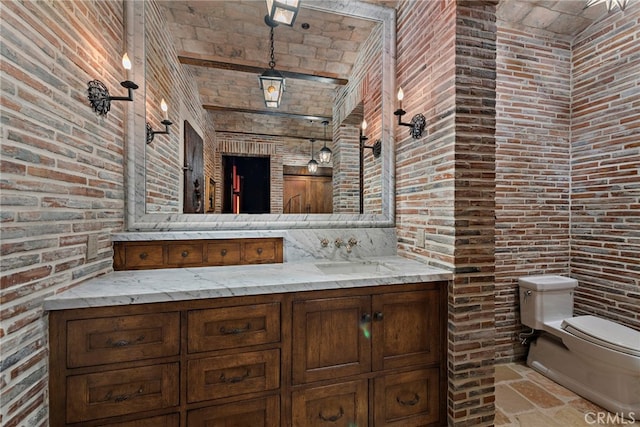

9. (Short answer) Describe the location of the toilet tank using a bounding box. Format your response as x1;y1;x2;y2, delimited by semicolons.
518;275;578;330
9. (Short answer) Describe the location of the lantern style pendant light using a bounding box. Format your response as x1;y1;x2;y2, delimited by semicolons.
318;120;332;163
307;139;318;173
266;0;300;26
259;24;285;108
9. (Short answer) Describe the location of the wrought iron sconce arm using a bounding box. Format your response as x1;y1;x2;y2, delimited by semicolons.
394;108;426;139
87;79;138;117
360;133;382;158
146;120;173;144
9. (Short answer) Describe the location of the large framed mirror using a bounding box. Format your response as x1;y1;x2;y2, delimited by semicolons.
126;0;396;231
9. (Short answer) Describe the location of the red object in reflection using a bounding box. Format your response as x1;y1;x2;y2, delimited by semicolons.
232;165;241;214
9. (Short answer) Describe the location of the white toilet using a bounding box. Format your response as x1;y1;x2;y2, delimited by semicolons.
519;275;640;418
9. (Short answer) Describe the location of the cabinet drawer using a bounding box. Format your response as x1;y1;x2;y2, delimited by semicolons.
166;242;203;266
188;303;280;353
206;241;241;265
187;349;280;403
66;363;179;423
292;379;368;427
96;413;179;427
67;312;180;368
243;240;279;264
188;395;280;427
374;368;440;426
121;244;164;269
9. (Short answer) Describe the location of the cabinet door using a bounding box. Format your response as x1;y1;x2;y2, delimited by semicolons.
292;296;371;384
371;290;441;371
374;368;440;426
188;395;280;427
292;379;368;427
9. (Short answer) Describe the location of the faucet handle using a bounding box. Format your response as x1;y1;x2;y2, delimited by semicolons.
335;238;344;248
320;238;329;248
348;237;358;246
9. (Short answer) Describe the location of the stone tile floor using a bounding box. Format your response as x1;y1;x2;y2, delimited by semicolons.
495;362;639;426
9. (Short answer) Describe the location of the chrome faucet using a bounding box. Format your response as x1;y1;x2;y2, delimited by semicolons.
346;237;358;253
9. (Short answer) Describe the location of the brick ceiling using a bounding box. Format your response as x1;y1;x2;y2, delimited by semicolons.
155;0;611;138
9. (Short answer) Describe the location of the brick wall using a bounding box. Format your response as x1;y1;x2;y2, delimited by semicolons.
145;1;217;213
395;1;497;425
494;4;640;363
571;4;640;329
494;26;572;362
0;1;127;425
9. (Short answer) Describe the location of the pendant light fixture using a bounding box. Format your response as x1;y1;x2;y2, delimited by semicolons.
318;120;332;163
265;0;300;26
259;20;285;108
307;139;318;173
585;0;631;11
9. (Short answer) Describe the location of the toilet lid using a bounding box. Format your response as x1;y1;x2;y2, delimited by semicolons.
561;315;640;357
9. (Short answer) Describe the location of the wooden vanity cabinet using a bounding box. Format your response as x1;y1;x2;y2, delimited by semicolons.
113;238;283;270
290;284;446;427
49;282;446;426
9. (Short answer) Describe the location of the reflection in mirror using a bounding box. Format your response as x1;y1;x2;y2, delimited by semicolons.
130;0;395;230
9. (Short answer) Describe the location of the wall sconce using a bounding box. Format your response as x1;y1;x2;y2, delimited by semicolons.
393;87;426;139
87;53;138;117
318;120;332;163
146;99;173;144
307;139;318;173
265;0;300;26
360;119;381;158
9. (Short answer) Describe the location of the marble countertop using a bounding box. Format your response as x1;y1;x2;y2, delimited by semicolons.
43;256;451;311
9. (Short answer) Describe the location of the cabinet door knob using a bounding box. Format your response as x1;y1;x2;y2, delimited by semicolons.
373;311;384;321
139;252;148;260
182;251;189;258
256;247;263;255
220;249;227;256
361;313;371;323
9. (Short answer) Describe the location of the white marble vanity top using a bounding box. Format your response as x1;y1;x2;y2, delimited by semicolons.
43;256;451;311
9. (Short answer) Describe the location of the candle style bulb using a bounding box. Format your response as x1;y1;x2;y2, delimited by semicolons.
161;98;168;119
397;87;404;110
122;53;132;70
362;119;367;131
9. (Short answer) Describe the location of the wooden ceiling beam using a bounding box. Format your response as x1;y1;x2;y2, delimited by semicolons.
179;55;348;86
203;104;331;122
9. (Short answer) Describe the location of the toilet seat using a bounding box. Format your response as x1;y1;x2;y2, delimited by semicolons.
561;315;640;357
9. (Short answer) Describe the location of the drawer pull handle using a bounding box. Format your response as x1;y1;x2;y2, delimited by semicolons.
373;311;384;321
397;393;420;406
221;249;227;256
256;247;263;255
319;407;344;422
219;369;249;384
139;252;148;260
107;335;145;348
182;251;189;258
104;387;144;403
220;323;251;335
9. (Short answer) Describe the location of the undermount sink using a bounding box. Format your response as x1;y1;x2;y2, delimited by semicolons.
315;261;393;275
